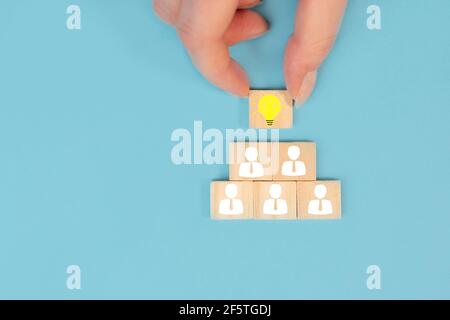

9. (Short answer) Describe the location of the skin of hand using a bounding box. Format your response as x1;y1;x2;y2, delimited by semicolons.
153;0;347;106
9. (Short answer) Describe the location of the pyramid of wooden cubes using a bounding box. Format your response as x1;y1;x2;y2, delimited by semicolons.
210;90;341;220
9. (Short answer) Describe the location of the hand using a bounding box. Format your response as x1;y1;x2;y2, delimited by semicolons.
153;0;347;105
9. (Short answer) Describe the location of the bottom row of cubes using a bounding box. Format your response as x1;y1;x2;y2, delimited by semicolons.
210;180;341;220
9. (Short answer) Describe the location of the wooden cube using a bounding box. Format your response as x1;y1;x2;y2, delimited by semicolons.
229;142;273;181
253;181;297;220
297;181;341;220
272;142;316;181
249;90;293;129
210;181;253;220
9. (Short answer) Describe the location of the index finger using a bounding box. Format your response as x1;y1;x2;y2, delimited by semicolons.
176;0;249;97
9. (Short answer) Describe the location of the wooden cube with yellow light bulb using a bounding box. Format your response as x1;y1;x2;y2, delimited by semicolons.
249;90;293;129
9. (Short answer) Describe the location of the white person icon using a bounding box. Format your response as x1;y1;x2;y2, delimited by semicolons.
218;183;244;215
238;146;264;178
308;184;333;215
281;145;306;177
263;183;288;215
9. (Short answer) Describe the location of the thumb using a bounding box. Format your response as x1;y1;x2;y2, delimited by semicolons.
284;0;347;106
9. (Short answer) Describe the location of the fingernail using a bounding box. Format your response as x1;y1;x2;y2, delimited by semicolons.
248;28;269;41
240;0;263;9
294;70;317;107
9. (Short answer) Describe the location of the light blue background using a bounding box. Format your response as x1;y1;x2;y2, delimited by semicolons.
0;0;449;299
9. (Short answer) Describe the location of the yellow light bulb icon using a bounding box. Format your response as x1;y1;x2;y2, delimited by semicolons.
258;94;282;126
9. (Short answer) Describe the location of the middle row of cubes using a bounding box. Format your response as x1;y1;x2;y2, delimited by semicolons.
229;142;316;180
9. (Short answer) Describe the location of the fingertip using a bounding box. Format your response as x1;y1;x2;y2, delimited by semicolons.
227;60;250;97
284;35;318;105
294;70;317;107
200;57;249;97
284;36;306;98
